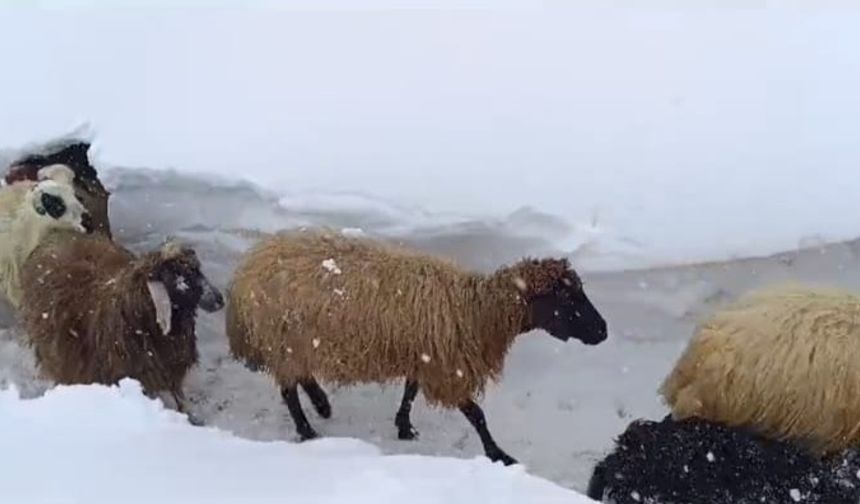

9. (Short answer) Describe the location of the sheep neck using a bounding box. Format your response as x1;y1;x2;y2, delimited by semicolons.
13;212;55;265
471;272;530;363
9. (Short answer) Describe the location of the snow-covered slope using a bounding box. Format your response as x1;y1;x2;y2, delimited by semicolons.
0;379;591;504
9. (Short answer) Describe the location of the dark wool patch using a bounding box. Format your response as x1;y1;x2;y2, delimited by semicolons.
587;415;860;504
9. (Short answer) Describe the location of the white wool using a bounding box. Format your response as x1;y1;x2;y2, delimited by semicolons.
0;177;89;308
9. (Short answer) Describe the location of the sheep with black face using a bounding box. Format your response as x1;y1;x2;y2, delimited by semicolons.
19;231;224;415
227;229;607;464
0;172;92;308
5;141;111;238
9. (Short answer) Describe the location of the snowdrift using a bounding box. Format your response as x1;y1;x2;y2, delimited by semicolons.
0;379;592;503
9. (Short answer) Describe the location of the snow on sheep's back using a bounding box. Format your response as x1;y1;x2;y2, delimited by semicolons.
0;379;591;504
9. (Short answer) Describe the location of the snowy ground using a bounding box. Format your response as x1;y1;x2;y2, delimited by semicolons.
0;379;586;503
2;4;858;499
3;168;860;498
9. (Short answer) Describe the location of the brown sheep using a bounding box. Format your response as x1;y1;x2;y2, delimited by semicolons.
227;229;608;464
19;229;224;415
660;285;860;455
5;141;111;238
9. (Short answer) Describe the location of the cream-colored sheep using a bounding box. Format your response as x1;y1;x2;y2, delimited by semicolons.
0;170;91;308
660;285;860;454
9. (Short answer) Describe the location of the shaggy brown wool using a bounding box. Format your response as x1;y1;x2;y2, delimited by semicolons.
20;230;199;400
227;229;568;407
660;285;860;455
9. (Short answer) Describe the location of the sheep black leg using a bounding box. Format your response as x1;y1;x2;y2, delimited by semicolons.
300;378;332;419
281;384;319;441
395;379;420;440
459;400;517;465
586;460;608;501
173;395;205;427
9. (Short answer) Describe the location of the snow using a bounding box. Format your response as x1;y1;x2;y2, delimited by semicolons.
0;379;590;504
1;1;860;501
321;258;343;275
0;3;859;271
4;167;860;498
790;488;802;502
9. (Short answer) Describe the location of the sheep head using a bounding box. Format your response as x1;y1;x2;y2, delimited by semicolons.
23;178;94;234
146;241;224;333
6;143;112;238
509;257;607;345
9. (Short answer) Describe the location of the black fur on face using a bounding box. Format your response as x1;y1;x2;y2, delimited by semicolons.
152;246;224;313
527;268;607;345
12;143;100;189
39;192;66;219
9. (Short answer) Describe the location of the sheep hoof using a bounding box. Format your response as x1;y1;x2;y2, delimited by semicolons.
398;427;419;441
186;413;205;427
298;429;319;442
489;450;518;466
314;402;332;419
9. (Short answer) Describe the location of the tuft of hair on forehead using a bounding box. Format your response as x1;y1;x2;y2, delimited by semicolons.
36;164;75;186
33;178;66;194
509;257;577;298
160;241;186;260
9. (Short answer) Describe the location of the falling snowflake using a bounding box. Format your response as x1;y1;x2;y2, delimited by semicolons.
321;259;342;275
341;227;365;237
421;353;431;363
706;451;715;462
630;491;641;502
789;489;801;502
286;347;293;354
455;369;464;378
176;275;189;292
513;277;527;291
41;312;48;320
333;288;345;297
312;339;321;349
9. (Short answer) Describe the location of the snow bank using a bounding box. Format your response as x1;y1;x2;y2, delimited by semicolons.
0;379;590;503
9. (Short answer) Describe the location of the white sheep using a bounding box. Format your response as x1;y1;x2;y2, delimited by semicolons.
0;169;92;308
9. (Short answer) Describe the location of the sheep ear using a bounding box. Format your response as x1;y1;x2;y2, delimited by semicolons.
146;281;172;335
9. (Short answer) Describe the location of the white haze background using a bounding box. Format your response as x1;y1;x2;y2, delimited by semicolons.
0;2;858;503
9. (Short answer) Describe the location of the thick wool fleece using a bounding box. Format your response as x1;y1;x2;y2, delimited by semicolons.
227;229;571;407
661;285;860;454
587;415;860;504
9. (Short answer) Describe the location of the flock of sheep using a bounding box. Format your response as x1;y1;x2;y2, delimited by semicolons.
1;141;859;502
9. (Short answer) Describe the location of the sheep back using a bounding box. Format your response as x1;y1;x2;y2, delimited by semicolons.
660;286;860;454
20;229;195;396
0;182;35;305
587;415;860;504
227;230;525;407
